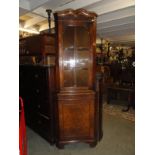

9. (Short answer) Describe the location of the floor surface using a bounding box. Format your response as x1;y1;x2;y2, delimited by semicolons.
27;108;135;155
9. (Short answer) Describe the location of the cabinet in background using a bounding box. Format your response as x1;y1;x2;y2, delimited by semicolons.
19;34;56;66
19;34;56;144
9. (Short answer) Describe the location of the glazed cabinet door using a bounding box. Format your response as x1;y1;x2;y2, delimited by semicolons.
61;23;92;90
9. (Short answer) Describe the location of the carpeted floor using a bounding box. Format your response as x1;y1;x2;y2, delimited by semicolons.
27;105;135;155
103;102;135;122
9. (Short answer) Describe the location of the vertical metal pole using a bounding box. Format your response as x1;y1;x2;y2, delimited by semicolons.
46;9;52;34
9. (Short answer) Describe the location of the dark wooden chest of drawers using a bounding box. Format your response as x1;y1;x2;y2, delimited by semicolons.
19;65;56;144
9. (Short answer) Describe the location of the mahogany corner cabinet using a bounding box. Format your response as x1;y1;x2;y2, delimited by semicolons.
54;9;103;148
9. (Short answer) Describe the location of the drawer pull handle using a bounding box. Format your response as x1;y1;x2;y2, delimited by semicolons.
39;113;50;120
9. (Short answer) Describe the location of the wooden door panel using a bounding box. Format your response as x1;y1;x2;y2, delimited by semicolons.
58;95;95;140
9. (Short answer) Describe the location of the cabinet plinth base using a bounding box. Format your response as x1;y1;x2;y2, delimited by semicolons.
56;140;97;149
89;141;97;148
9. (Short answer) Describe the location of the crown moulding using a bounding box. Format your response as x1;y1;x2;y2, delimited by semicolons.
54;8;97;20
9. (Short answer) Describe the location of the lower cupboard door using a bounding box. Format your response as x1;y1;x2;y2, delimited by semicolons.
58;98;95;141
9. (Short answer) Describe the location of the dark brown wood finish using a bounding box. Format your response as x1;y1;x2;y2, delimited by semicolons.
54;9;102;148
19;34;55;56
19;34;56;144
19;34;56;66
19;65;56;144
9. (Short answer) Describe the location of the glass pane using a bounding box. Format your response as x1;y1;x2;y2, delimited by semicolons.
76;68;88;87
63;26;75;87
76;48;89;68
63;26;75;69
63;26;74;48
63;47;75;69
75;26;90;87
75;26;90;68
64;69;74;87
62;25;90;88
76;26;90;47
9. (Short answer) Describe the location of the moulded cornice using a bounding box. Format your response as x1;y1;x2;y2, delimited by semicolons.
54;8;97;20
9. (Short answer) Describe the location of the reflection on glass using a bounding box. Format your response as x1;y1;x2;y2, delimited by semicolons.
63;27;74;69
62;25;90;88
75;26;90;69
76;26;89;47
64;59;75;68
76;49;89;67
63;27;74;48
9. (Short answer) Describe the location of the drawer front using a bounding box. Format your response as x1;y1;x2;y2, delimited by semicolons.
24;93;51;116
36;113;52;142
25;110;38;127
24;87;52;117
30;69;47;85
29;87;48;98
36;100;51;116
